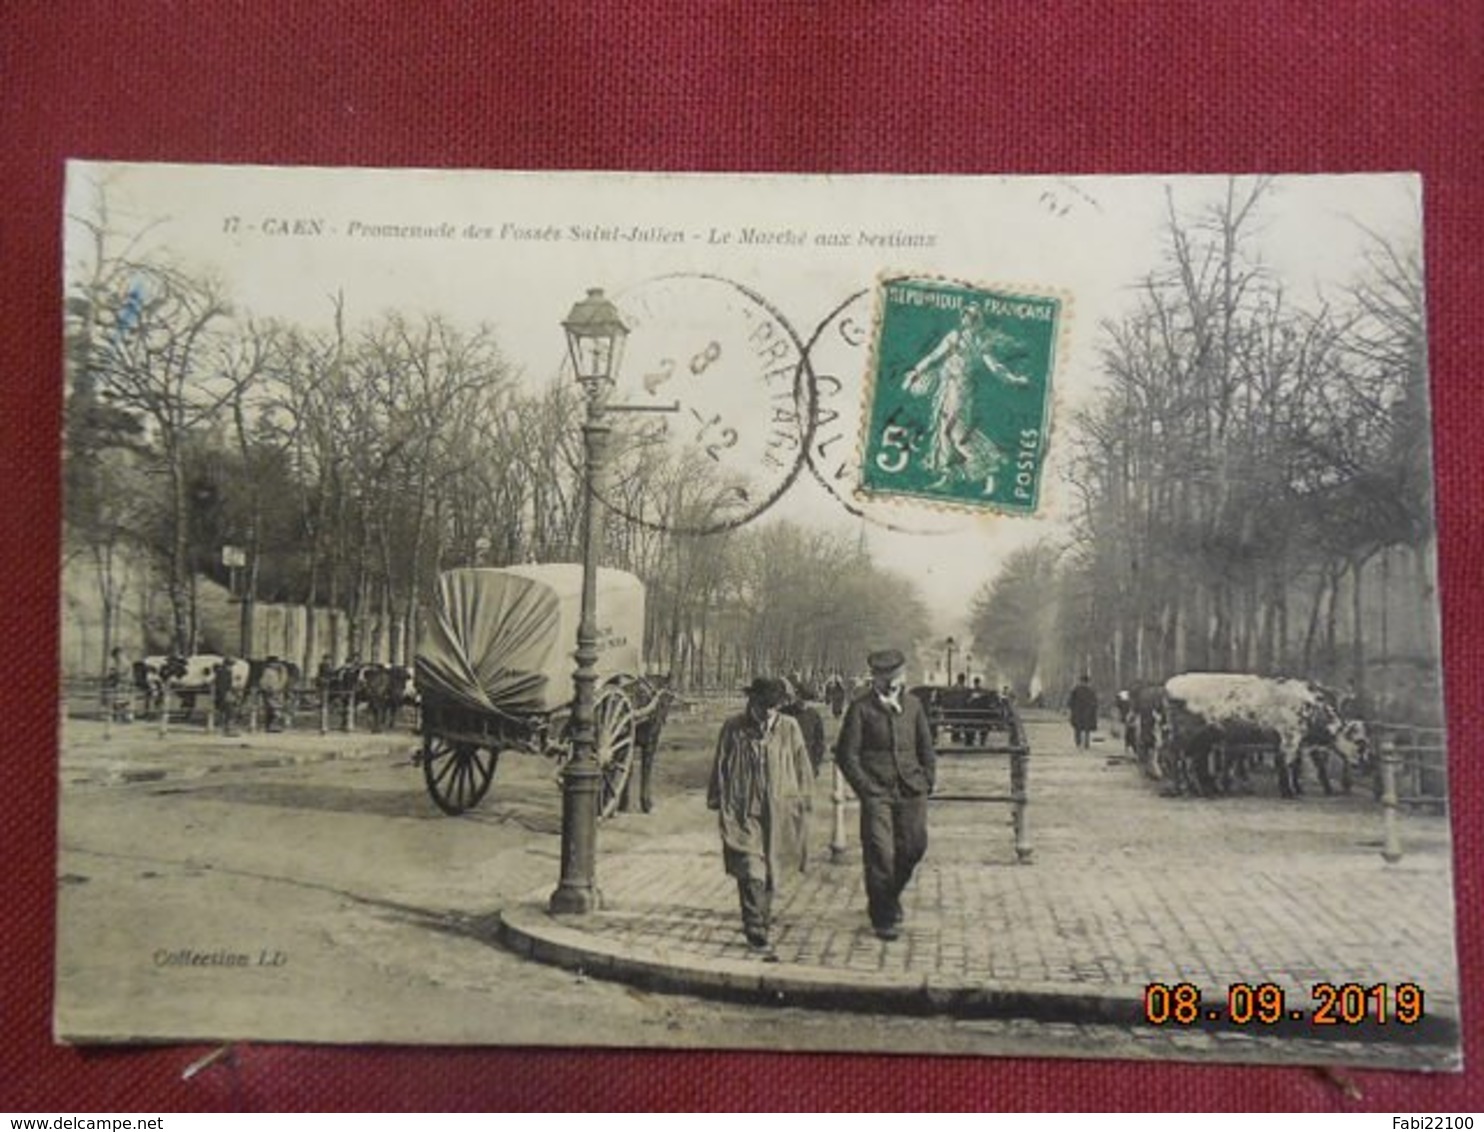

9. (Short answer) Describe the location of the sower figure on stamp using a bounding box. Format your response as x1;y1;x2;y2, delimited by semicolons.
834;649;937;941
901;303;1030;492
707;676;815;956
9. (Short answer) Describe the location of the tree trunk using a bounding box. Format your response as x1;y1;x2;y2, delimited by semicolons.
94;540;118;682
1323;561;1341;676
168;451;191;653
1275;569;1289;672
1301;567;1327;674
1350;553;1367;691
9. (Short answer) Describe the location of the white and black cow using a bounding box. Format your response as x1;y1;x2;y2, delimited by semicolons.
1162;673;1370;799
132;656;171;716
1118;683;1169;780
136;654;251;719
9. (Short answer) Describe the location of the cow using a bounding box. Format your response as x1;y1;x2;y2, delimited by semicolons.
248;657;301;732
1118;683;1169;780
1161;673;1370;799
132;656;170;717
361;663;414;732
134;654;249;719
321;662;372;728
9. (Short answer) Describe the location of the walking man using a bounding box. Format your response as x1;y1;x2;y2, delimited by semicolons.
707;676;815;956
834;649;937;941
1068;672;1098;750
824;673;847;720
214;655;240;736
780;677;828;776
104;646;132;722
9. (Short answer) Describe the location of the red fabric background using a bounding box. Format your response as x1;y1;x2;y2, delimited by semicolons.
3;0;1480;1112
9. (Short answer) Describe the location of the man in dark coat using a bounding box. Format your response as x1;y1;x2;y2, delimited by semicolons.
834;648;937;941
104;646;132;722
213;655;240;736
824;674;847;719
780;677;828;776
1068;673;1099;750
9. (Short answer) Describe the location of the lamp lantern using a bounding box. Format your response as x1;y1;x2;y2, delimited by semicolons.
562;287;629;392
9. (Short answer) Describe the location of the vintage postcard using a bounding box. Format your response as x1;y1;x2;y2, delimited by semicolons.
57;163;1458;1070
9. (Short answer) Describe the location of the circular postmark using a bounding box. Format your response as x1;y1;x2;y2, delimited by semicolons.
596;273;815;536
801;287;969;536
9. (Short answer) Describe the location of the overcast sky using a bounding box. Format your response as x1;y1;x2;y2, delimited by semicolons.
65;164;1423;637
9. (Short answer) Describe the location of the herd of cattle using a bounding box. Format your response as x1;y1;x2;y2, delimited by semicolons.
123;654;420;733
1115;673;1373;800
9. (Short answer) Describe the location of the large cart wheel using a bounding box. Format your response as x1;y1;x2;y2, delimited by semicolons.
594;684;638;819
423;735;499;816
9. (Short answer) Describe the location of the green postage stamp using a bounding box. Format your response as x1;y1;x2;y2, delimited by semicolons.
860;277;1062;515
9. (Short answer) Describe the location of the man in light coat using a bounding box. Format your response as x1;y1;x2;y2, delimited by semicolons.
707;676;815;955
834;649;937;940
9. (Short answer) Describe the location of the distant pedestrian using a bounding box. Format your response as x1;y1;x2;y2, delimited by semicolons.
1339;679;1370;722
1068;673;1098;750
834;648;937;941
214;655;239;735
824;674;847;719
949;671;971;744
707;676;815;956
780;677;828;775
104;646;132;722
968;676;990;747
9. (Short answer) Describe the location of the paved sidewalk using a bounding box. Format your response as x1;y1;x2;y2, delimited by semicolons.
502;717;1460;1065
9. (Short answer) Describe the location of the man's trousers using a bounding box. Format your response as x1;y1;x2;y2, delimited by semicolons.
736;877;773;942
858;794;929;929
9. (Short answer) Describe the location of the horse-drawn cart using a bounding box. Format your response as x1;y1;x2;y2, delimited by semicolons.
910;683;1033;863
413;564;665;818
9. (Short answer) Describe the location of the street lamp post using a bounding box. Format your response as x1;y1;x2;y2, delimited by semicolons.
549;288;628;916
945;636;957;686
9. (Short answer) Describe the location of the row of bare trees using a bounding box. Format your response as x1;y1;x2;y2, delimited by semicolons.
63;198;928;688
972;179;1434;715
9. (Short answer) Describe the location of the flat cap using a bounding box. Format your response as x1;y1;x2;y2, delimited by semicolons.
867;648;907;674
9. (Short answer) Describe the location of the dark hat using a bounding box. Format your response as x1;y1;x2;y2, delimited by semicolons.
742;676;790;708
867;648;907;675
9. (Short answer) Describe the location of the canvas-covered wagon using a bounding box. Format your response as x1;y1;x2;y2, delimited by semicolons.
414;564;663;818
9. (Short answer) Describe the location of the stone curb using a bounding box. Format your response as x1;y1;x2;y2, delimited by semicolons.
498;898;1462;1049
499;901;1147;1024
